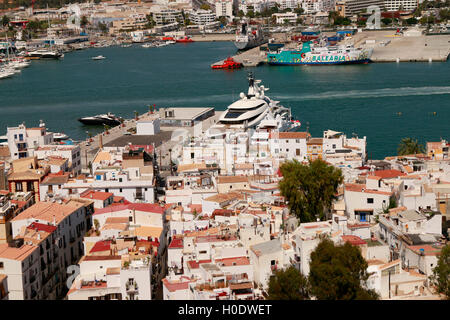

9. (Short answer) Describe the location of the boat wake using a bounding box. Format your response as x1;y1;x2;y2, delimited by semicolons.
277;86;450;101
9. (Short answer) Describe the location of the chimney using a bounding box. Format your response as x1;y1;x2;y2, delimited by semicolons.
53;215;56;226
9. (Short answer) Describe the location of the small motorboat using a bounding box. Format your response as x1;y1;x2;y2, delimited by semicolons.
52;132;69;141
211;57;243;70
176;36;194;43
91;55;106;60
78;113;123;126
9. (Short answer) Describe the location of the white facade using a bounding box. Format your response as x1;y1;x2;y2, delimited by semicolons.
273;12;298;24
215;0;234;18
189;9;217;25
34;145;82;175
7;123;54;160
384;0;418;12
136;116;161;136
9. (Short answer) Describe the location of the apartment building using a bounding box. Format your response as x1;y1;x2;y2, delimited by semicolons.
34;144;82;175
7;122;54;160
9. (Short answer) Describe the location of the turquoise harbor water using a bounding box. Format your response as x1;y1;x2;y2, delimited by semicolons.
0;41;449;159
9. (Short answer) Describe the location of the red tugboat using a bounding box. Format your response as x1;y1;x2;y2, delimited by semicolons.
176;36;194;43
211;57;243;70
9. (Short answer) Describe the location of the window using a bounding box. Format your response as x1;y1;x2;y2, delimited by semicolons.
119;188;122;193
199;250;207;254
16;182;23;191
367;198;374;204
0;262;3;269
105;188;109;193
129;216;133;222
191;153;194;159
295;139;300;143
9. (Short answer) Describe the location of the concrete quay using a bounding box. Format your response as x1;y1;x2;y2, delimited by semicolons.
348;30;450;62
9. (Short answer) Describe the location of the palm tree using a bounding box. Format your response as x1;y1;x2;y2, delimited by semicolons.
397;138;425;156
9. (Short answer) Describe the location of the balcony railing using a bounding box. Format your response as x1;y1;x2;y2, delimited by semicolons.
126;281;139;293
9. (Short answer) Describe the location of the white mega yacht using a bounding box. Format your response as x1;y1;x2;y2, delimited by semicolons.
211;73;300;133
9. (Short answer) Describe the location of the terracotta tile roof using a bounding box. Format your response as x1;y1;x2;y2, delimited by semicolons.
26;222;57;234
306;138;323;145
105;217;129;224
93;203;165;215
80;190;114;201
187;259;212;269
342;235;367;246
12;201;81;225
230;282;253;290
217;176;249;184
83;255;121;261
344;183;393;196
407;244;444;256
204;192;244;203
168;237;183;249
269;131;310;139
162;277;192;292
215;256;250;267
90;240;111;253
369;169;407;179
40;173;70;185
0;243;36;261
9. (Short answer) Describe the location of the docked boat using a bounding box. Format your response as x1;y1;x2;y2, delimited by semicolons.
176;36;194;43
78;113;123;126
26;49;64;59
211;57;242;69
121;44;132;48
52;132;69;141
234;22;267;51
91;55;106;60
210;73;300;133
267;41;373;65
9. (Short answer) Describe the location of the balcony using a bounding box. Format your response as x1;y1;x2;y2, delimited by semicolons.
69;236;75;244
133;193;144;201
126;281;139;293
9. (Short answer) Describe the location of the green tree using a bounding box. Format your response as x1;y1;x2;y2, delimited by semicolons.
309;238;379;300
238;10;245;18
268;266;310;300
279;159;343;222
246;10;255;18
200;3;211;10
98;22;108;33
405;17;418;25
381;17;392;25
1;15;10;27
397;137;425;156
294;7;304;15
80;15;89;28
429;244;450;299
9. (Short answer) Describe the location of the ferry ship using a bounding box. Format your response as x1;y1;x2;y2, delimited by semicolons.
234;22;267;51
210;73;300;133
267;41;373;65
